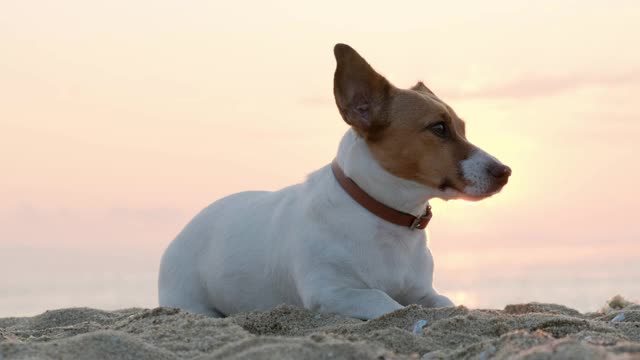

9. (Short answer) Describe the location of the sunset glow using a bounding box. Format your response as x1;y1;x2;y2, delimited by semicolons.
1;0;639;315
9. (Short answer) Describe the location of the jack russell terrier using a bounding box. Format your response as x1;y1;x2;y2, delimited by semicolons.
158;43;511;320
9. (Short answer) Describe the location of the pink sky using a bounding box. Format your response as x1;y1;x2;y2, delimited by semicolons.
1;0;639;314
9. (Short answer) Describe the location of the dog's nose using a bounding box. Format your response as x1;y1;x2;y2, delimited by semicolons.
487;163;512;179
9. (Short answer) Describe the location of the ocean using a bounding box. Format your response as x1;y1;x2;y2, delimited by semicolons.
2;244;637;317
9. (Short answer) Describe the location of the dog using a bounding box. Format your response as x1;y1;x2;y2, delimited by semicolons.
158;43;511;320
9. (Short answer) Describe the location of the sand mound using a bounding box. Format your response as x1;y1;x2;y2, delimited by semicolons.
1;298;639;359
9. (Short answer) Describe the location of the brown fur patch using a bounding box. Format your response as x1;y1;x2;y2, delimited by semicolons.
411;81;435;96
367;89;473;190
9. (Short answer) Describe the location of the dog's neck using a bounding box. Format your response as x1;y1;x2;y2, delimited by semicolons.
335;129;437;217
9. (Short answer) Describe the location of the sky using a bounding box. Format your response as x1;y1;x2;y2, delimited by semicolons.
1;0;639;316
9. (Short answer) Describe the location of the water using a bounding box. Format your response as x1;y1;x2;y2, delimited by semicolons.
1;245;637;317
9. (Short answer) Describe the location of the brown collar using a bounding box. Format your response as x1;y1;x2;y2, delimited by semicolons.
331;159;432;230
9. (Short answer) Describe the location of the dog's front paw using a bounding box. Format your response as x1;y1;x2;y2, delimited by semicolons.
415;292;455;308
433;294;455;308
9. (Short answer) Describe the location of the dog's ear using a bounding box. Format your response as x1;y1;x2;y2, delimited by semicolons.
411;81;435;96
333;43;393;139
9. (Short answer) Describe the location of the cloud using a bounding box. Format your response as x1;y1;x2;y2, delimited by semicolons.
442;71;640;100
0;205;189;249
297;70;640;104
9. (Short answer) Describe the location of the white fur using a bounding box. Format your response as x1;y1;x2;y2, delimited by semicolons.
460;149;502;196
158;129;453;320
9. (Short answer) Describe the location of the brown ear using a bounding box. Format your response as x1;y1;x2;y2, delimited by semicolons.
333;43;393;139
411;81;435;96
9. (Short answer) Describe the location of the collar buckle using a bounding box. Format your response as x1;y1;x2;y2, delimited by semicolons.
409;205;432;230
409;216;423;230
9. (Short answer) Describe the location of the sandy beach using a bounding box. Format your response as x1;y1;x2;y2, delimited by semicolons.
1;296;638;359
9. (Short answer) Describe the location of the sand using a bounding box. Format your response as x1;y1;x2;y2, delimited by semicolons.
1;296;639;359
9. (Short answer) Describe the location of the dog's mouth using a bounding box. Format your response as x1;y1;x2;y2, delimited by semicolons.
437;178;471;199
461;188;504;201
438;177;507;201
438;178;456;192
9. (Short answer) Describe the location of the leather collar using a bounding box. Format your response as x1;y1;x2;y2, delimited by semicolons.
331;159;432;230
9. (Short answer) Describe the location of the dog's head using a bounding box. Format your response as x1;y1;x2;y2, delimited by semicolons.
333;43;511;201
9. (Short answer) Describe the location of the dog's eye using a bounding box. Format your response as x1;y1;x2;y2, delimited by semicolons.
428;122;449;139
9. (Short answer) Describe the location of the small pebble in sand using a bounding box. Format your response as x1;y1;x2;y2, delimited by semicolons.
611;313;625;322
412;319;428;335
